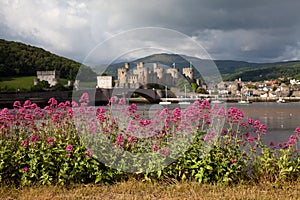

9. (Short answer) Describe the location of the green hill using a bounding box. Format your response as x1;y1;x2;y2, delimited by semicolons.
223;61;300;81
1;38;300;83
0;39;96;81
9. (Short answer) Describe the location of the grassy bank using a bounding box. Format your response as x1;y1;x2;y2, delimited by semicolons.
1;180;300;200
0;76;68;91
0;76;35;90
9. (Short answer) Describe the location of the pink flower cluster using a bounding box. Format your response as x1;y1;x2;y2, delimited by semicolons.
1;92;299;171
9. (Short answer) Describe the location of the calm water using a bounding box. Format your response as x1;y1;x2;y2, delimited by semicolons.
229;102;300;146
135;102;300;146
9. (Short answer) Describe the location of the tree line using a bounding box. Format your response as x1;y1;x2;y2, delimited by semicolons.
0;39;96;81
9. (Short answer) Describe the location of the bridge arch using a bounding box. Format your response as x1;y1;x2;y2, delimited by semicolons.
132;88;160;103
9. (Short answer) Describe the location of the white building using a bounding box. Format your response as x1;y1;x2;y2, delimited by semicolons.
35;71;60;87
97;76;114;89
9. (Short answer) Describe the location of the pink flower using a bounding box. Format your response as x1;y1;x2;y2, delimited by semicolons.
13;101;21;108
79;92;90;104
294;127;300;135
248;118;253;125
24;114;34;120
287;135;298;146
203;134;211;141
58;102;66;109
172;108;181;122
23;100;32;108
97;112;106;122
86;149;93;156
48;137;54;146
52;113;60;123
270;141;274;146
162;148;169;156
118;98;126;105
48;98;57;107
97;107;106;114
230;159;236;163
115;134;124;146
217;107;225;117
71;101;79;107
153;145;159;151
258;124;267;134
66;144;73;152
247;136;254;143
227;107;244;123
30;135;38;142
109;96;117;104
23;167;29;172
20;139;28;147
205;119;211;125
30;103;37;109
128;135;137;143
221;129;227;135
201;99;210;109
253;120;260;127
138;119;151;127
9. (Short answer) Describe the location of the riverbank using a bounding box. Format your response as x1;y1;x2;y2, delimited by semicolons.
1;180;299;200
1;90;300;108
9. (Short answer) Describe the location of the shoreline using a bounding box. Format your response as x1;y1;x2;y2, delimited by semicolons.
130;96;300;104
1;90;300;108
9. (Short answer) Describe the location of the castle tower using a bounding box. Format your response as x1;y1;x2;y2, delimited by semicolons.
167;68;179;79
137;62;144;70
183;67;194;80
118;63;129;87
153;63;164;79
133;62;149;85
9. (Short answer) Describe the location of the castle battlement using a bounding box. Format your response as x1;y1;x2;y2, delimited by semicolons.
116;62;195;88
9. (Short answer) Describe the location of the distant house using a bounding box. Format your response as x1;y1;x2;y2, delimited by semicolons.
96;76;114;89
34;71;60;87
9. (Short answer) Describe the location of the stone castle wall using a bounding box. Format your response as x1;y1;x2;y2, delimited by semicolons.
116;62;194;88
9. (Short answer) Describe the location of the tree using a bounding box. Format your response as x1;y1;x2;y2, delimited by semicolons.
191;83;198;92
196;87;208;94
30;80;50;91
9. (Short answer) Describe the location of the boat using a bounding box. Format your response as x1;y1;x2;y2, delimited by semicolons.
277;97;286;103
238;100;252;104
238;94;252;104
211;100;224;104
178;85;191;105
211;95;224;104
159;86;171;105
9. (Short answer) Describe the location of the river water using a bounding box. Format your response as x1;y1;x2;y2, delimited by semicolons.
230;102;300;145
134;102;300;146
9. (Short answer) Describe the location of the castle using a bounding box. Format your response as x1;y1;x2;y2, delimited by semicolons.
116;62;194;88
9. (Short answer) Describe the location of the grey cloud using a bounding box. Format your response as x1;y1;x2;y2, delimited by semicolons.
0;0;300;63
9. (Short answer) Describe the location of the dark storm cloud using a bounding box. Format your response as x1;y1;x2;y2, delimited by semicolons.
0;0;300;63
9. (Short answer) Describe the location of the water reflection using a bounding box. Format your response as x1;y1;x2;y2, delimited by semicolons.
135;102;300;146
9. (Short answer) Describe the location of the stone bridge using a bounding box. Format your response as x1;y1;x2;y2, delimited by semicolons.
94;88;163;103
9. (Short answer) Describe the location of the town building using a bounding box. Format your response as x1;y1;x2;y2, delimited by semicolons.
34;71;60;87
96;76;114;89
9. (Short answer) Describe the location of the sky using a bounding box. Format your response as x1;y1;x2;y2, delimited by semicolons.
1;0;300;65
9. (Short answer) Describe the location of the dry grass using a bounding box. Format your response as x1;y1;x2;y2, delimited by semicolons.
1;179;300;200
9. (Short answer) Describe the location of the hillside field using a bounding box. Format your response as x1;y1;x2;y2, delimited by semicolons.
0;76;68;91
